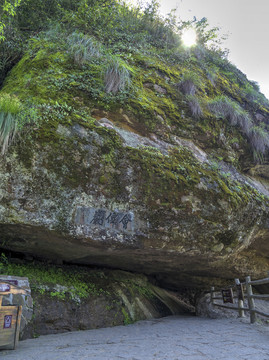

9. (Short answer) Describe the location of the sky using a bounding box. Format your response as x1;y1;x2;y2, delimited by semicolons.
142;0;269;99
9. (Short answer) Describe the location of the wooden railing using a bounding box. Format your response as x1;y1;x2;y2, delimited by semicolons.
211;272;269;324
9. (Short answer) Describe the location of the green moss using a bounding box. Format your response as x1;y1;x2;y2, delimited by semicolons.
125;144;266;210
0;260;109;301
0;19;267;202
121;307;133;325
99;175;108;184
0;255;157;307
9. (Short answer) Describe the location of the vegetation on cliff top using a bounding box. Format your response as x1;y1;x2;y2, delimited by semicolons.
0;0;268;167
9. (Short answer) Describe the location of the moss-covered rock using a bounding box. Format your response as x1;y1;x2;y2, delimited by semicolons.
0;263;191;339
0;23;268;291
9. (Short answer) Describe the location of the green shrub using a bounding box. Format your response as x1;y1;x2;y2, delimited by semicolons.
193;44;206;61
104;56;131;94
16;0;77;33
0;24;24;86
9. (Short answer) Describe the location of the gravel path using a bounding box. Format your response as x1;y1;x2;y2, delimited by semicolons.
1;316;269;360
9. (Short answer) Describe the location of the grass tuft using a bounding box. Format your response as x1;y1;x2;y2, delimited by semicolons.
208;95;253;135
104;56;131;94
0;94;22;154
250;126;269;163
177;71;201;95
186;95;203;118
208;95;269;162
67;32;101;67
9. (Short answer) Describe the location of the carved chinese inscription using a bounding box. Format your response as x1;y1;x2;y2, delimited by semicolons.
75;207;134;232
90;209;106;226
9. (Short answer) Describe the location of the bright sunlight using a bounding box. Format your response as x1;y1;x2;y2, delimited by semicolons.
182;28;197;47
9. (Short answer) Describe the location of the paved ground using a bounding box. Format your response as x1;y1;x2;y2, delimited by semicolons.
1;316;269;360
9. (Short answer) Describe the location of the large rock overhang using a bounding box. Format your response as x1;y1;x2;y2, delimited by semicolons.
0;123;268;289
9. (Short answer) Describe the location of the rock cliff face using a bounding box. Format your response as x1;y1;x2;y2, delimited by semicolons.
0;119;268;288
0;272;193;340
0;21;268;290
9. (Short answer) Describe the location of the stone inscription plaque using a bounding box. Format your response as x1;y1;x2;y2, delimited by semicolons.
75;207;134;232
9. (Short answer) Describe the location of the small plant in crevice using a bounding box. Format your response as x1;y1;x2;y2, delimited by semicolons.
104;56;131;94
186;94;203;118
121;307;133;325
0;253;8;271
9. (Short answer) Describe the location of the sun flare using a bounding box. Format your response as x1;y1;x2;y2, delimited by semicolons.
182;28;197;47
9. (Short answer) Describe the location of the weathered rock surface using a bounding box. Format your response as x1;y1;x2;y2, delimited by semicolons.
0;29;269;291
19;270;192;339
0;119;268;289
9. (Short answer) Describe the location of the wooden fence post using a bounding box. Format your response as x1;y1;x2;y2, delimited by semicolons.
235;278;245;318
211;287;215;305
245;276;257;324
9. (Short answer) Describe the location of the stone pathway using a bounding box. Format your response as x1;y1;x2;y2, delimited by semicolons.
1;316;269;360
